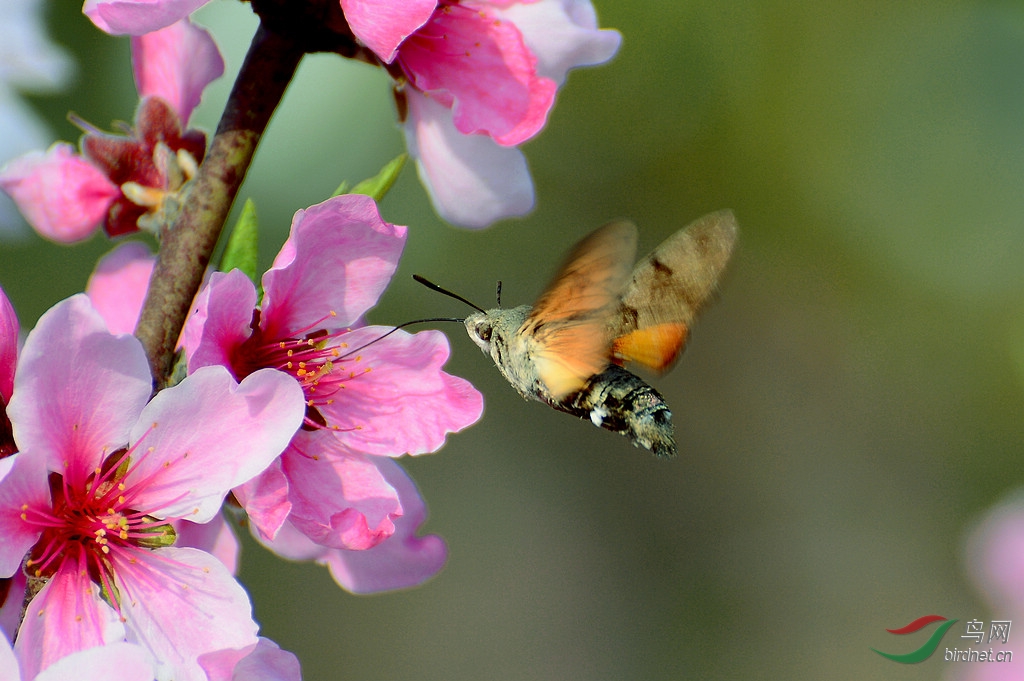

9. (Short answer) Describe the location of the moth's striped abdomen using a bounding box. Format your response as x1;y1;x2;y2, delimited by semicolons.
557;365;676;458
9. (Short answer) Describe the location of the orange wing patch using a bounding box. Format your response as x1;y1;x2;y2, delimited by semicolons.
531;317;611;398
611;322;689;372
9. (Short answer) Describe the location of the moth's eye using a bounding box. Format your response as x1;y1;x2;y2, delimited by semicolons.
474;322;492;343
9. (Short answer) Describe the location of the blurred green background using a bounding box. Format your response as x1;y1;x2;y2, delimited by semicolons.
5;1;1024;679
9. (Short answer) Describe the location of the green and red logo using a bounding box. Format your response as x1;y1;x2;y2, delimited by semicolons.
872;615;959;663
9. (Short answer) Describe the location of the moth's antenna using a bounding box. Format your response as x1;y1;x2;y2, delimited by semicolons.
495;280;502;306
337;317;465;360
413;274;487;313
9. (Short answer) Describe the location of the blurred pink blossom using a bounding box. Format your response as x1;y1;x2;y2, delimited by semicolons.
954;494;1024;681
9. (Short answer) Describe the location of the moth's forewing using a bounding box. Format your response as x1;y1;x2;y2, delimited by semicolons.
522;221;639;399
611;210;738;372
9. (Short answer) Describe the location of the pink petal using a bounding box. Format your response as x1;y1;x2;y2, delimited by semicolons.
261;194;407;333
319;326;483;456
490;0;622;85
131;18;224;123
175;511;240;575
282;433;401;550
0;637;15;681
183;269;257;371
404;91;533;227
341;0;437;64
0;144;119;243
200;638;301;681
8;295;151;486
14;561;125;680
233;458;293;542
35;643;155;681
249;518;325;563
0;453;49;577
399;3;556;145
83;0;211;36
86;241;156;335
126;366;304;523
0;286;18;402
114;547;258;681
321;457;446;593
0;569;25;641
248;459;445;594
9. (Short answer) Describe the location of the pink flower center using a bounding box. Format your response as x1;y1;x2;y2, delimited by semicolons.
19;443;178;608
233;312;372;431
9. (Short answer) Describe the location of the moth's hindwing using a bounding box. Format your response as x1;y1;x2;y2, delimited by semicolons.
611;210;738;373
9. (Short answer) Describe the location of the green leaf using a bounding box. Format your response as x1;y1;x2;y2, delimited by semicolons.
335;154;408;201
221;198;259;284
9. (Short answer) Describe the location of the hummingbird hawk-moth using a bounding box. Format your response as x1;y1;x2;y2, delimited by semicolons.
420;211;737;458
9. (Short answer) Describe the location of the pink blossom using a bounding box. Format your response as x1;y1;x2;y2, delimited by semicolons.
0;295;304;680
185;193;483;457
386;0;621;227
184;194;481;588
0;19;221;242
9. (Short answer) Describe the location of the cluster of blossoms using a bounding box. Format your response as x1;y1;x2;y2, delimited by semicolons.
0;195;481;680
0;0;620;678
2;0;621;240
